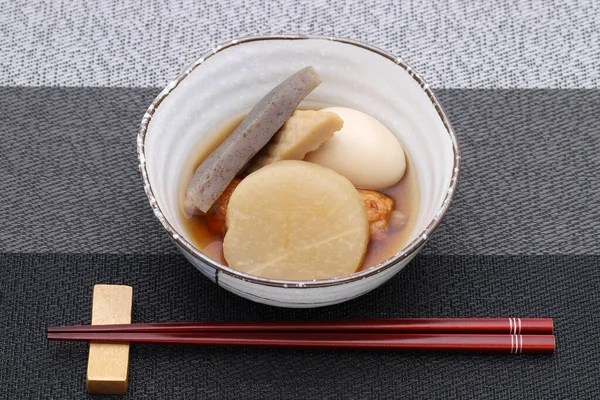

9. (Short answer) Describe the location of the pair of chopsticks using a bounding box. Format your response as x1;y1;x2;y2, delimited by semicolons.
47;318;555;354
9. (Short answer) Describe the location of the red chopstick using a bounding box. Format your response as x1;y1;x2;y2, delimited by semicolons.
46;331;555;354
47;318;553;335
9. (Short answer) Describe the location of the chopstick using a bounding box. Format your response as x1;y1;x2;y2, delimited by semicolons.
47;318;553;335
47;318;555;354
46;331;555;354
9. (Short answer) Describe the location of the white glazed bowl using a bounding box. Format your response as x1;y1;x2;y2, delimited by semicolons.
138;35;460;308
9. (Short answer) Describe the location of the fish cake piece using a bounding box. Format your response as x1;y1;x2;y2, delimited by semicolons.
204;179;242;235
246;110;343;173
358;189;394;239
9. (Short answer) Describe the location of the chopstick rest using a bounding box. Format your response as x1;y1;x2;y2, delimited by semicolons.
86;284;133;394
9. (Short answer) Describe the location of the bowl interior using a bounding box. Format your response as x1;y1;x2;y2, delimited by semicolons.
143;37;456;275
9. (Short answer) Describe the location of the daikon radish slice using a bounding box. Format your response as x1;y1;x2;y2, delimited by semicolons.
223;160;369;280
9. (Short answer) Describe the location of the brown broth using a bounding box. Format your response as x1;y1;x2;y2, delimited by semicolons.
179;112;420;273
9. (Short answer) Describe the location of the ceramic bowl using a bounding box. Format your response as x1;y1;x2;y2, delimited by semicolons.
138;34;460;308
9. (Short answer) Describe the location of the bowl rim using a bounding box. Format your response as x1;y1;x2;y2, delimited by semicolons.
137;33;461;289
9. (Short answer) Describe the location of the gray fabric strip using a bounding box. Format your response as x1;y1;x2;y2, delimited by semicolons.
1;0;598;88
1;87;598;254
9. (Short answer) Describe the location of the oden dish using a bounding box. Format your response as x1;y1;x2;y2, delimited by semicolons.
138;35;460;308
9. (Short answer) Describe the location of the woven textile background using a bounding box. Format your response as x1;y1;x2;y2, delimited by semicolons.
1;1;599;399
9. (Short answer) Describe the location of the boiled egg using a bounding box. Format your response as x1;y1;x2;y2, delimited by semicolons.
305;107;406;189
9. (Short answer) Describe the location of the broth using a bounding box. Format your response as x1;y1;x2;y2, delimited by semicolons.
179;113;420;273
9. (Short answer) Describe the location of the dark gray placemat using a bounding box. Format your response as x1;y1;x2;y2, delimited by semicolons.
1;253;598;399
1;87;599;399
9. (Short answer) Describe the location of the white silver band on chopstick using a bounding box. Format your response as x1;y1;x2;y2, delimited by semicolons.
508;317;522;334
510;334;523;354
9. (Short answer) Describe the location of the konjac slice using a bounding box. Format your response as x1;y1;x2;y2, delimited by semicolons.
223;160;369;280
184;67;322;214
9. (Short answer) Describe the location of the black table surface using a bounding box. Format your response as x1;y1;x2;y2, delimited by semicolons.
1;87;599;399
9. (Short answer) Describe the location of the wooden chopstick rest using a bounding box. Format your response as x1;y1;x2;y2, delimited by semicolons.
86;284;133;394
